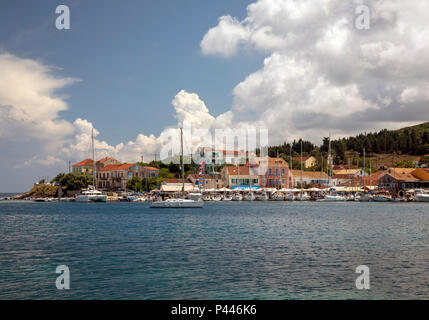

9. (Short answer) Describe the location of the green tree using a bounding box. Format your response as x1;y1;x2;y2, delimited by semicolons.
394;160;417;168
126;177;143;192
51;172;93;190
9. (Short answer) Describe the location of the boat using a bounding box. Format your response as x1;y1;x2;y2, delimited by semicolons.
295;193;311;201
232;193;243;201
150;128;203;208
211;194;223;201
255;192;269;201
324;194;346;201
150;198;203;208
273;192;285;201
373;193;392;202
415;189;429;202
202;194;211;201
284;193;294;201
75;188;107;202
356;193;372;202
222;194;233;201
243;192;255;201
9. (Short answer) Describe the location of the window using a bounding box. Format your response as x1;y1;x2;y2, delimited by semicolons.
269;168;272;175
275;168;279;176
282;178;285;184
282;168;285;175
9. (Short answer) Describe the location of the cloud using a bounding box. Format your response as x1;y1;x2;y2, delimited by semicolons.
0;53;77;143
201;0;429;142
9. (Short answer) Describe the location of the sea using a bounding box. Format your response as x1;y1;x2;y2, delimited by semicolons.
0;201;428;300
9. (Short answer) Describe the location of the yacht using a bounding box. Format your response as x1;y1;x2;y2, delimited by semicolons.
324;194;346;201
373;193;392;202
243;192;255;201
150;128;203;209
273;192;285;201
255;192;269;201
150;198;203;208
295;192;311;201
284;193;294;201
211;194;223;201
222;194;233;201
75;188;107;202
415;189;429;202
232;193;243;201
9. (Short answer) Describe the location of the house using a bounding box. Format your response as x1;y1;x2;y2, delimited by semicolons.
72;157;120;174
97;163;142;189
187;173;224;189
221;166;260;188
290;170;329;187
72;158;94;174
335;171;386;188
378;168;421;191
253;157;291;188
293;156;317;168
143;166;160;178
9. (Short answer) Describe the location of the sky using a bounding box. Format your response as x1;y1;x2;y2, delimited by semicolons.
1;0;428;192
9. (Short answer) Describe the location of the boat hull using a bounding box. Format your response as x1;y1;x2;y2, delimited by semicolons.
75;195;107;202
150;200;204;208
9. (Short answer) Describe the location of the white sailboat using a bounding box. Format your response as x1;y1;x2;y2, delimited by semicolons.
75;128;107;203
150;128;203;208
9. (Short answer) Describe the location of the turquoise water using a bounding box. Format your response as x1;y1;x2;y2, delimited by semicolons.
0;201;428;300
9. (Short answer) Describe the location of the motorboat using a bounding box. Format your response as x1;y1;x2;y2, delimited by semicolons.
75;189;107;202
324;194;346;201
373;194;392;202
232;193;243;201
414;189;429;202
222;194;233;201
150;198;203;208
284;193;294;201
243;192;255;201
273;192;285;201
255;192;269;201
295;192;311;201
211;194;223;201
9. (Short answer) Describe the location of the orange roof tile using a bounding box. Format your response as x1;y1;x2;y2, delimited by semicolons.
100;163;135;172
72;158;93;167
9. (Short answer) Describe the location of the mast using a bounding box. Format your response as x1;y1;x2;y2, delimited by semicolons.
362;148;365;190
180;127;184;197
92;128;96;188
327;133;332;187
300;140;303;197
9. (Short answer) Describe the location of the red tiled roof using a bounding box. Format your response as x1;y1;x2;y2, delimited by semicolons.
72;158;93;167
144;167;159;171
99;163;135;172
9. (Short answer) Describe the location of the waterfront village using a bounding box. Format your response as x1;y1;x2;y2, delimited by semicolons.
4;145;429;203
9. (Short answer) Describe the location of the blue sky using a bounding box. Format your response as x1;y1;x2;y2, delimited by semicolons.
0;0;260;145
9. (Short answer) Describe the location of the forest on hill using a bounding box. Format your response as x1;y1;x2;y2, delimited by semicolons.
267;122;429;169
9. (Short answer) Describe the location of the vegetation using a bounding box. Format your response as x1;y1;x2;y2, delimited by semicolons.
51;172;94;190
28;184;58;197
266;122;429;168
394;160;417;168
